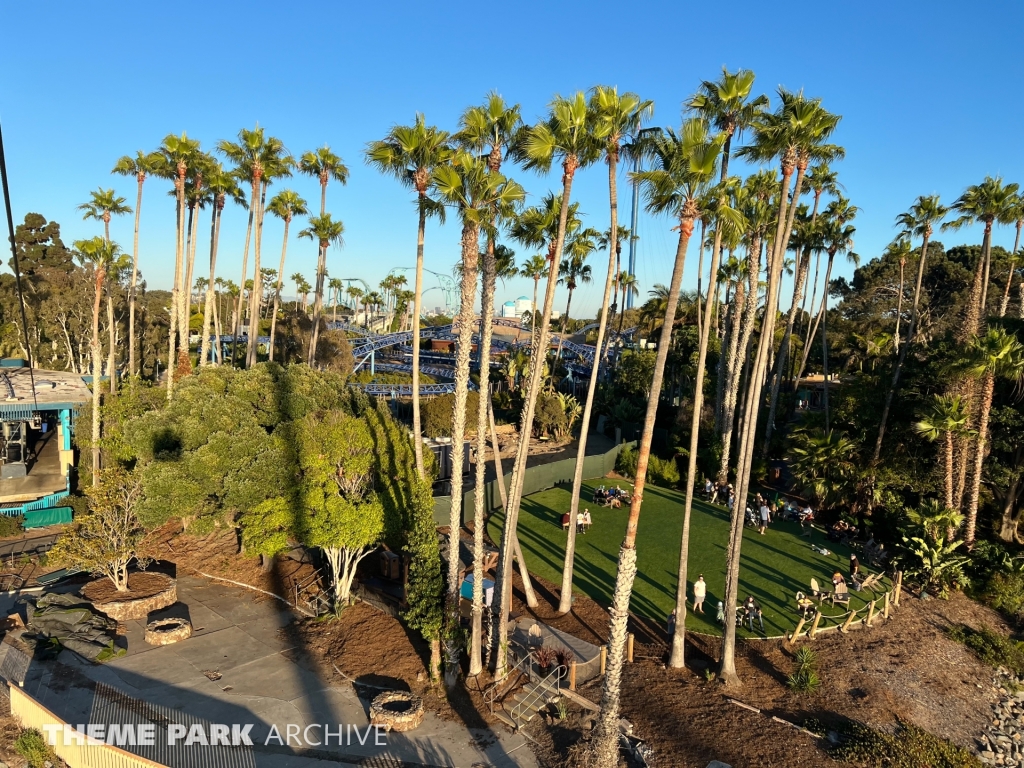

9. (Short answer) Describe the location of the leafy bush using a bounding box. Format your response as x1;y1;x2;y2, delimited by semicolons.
14;729;55;768
982;571;1024;627
616;445;639;478
948;623;1024;675
533;392;567;439
420;391;480;439
614;445;678;488
0;514;23;538
787;646;821;693
829;720;982;767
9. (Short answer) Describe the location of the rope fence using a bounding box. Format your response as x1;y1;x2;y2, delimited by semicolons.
788;571;902;642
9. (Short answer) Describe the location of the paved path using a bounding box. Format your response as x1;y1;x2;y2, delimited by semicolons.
17;576;538;768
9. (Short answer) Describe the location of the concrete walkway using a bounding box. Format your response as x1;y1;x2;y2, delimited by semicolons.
14;576;538;768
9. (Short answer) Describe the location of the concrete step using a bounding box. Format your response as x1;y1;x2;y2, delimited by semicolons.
493;711;517;730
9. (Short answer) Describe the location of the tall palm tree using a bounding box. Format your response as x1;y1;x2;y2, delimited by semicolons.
816;215;858;431
963;328;1024;546
181;154;216;343
199;165;246;367
346;285;364;322
265;190;308;361
687;67;769;182
433;151;524;682
112;152;161;378
455;92;526;676
590;118;723;766
519;254;549;333
218;127;293;367
944;177;1022;338
616;271;639;338
763;162;840;449
491;92;601;675
328;278;344;322
298;214;345;366
555;231;597;359
366;115;452;480
154;132;202;398
74;237;126;484
888;239;912;351
298;145;349;216
719;89;843;686
999;194;1024;318
871;194;949;460
78;188;132;393
915;395;971;510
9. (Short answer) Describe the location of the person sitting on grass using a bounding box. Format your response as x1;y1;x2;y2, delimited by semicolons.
743;596;764;633
704;477;714;498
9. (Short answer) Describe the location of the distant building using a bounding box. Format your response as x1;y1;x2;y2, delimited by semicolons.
500;296;533;319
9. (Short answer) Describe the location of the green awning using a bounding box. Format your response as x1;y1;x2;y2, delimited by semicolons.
23;507;72;529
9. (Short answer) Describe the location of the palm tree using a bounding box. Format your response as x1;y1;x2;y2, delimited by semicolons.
687;67;768;182
816;214;858;431
346;285;364;322
589;118;722;765
298;145;349;216
870;194;949;461
915;395;971;510
328;278;344;322
555;231;597;359
265;190;308;361
199;165;246;367
999;193;1024;318
154;132;202;398
763;162;841;449
366;115;452;481
433;150;524;682
298;214;345;366
491;92;601;676
888;239;912;351
74;237;126;484
944;177;1022;338
455;92;526;676
112;152;162;378
519;254;549;334
78;188;132;392
719;89;843;686
962;328;1024;547
218;127;293;367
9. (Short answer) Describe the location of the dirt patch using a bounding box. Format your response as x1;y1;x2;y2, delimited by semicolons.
80;572;171;604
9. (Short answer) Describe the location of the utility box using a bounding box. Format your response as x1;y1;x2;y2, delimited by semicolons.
379;550;401;580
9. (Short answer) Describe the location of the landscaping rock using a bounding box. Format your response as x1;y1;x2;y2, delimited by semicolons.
145;616;192;646
979;672;1024;766
369;691;425;733
706;762;733;768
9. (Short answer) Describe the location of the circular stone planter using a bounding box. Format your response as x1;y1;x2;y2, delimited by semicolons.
145;617;192;646
82;573;177;622
369;691;425;732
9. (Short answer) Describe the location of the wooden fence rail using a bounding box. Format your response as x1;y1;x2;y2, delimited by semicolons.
788;572;902;643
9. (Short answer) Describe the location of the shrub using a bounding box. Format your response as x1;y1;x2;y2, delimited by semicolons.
982;571;1024;627
948;623;1024;675
829;720;982;767
533;645;557;669
421;391;480;439
0;514;23;538
616;445;639;478
533;393;567;439
787;646;821;693
613;446;678;488
14;729;55;768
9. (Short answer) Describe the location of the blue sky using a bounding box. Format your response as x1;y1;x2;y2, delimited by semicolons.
2;0;1022;318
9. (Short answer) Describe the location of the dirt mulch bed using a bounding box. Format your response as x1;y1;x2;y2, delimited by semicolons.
80;572;171;604
523;586;1002;767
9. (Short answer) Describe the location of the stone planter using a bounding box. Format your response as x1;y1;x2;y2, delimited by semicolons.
145;617;192;646
369;691;425;732
84;574;177;622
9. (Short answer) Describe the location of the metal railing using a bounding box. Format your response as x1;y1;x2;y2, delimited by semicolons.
484;646;533;713
508;664;567;727
293;569;331;616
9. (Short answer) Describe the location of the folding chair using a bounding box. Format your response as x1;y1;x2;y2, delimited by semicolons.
810;578;826;602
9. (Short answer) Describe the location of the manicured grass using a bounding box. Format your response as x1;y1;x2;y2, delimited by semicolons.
488;479;888;638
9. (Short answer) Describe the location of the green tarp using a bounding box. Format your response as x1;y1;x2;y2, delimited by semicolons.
23;506;72;529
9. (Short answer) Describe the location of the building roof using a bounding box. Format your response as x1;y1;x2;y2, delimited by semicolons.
0;366;91;420
503;300;515;306
517;296;530;301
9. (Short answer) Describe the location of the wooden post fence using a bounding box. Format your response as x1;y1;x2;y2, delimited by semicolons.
865;599;876;628
883;590;890;620
569;660;577;690
893;571;902;606
600;645;607;676
809;610;823;639
627;633;634;663
840;610;857;633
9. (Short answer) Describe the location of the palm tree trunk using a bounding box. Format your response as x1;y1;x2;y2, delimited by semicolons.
200;205;222;367
91;268;104;485
446;222;481;607
106;293;117;395
999;222;1022;318
247;182;268;367
167;183;185;400
963;227;990;339
555;289;573;362
307;244;327;366
560;149;621;614
894;259;906;352
695;219;706;340
470;235;497;676
795;253;835;386
128;176;144;378
964;371;996;547
491;162;579;676
872;232;932;462
268;217;291;363
532;276;540;334
944;431;955;510
411;202;428;478
591;214;694;767
670;219;725;668
821;270;833;432
183;203;200;347
233;179;258;366
720;161;802;686
763;246;811;452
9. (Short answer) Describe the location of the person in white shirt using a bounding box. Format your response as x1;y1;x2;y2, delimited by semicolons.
692;574;707;613
758;502;771;534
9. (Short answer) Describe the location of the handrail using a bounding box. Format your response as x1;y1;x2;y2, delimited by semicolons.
484;645;532;712
508;664;566;726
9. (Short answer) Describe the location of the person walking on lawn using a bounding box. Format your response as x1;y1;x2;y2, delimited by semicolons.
759;500;772;534
693;574;707;614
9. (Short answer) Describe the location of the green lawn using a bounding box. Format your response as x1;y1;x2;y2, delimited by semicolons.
488;479;888;639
